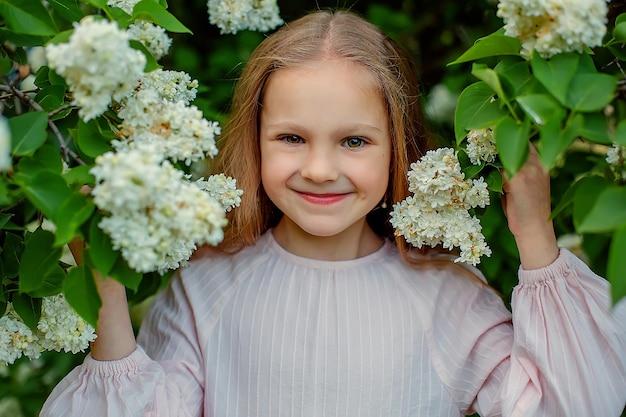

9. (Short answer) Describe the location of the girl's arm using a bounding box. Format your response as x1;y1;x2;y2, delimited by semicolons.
41;243;203;417
500;145;559;270
67;239;136;360
90;272;137;360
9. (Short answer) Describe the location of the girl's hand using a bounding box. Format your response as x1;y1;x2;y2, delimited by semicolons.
67;236;136;360
501;145;559;270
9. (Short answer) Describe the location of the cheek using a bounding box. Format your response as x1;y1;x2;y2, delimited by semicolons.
260;147;291;191
352;156;390;196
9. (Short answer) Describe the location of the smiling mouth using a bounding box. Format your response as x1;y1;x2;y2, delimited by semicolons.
295;191;350;205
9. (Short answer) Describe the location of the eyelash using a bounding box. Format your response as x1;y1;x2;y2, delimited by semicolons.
278;135;368;149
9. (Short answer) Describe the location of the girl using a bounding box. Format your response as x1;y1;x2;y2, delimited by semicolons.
42;10;625;417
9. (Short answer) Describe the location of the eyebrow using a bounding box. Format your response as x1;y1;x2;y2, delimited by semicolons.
263;121;384;134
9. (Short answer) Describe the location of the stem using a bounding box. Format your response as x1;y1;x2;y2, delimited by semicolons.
0;84;85;166
505;100;521;124
49;103;76;118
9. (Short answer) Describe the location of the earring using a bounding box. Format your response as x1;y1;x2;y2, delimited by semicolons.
381;201;388;209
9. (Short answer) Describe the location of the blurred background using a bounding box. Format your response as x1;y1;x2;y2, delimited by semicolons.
3;0;617;415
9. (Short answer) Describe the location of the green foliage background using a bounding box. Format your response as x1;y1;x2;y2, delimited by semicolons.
1;1;625;416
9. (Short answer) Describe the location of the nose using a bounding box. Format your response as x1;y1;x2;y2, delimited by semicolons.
300;146;339;183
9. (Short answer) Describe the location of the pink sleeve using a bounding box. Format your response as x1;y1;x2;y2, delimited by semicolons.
40;274;204;417
474;249;626;416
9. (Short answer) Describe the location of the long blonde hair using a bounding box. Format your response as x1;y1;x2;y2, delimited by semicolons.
213;9;436;261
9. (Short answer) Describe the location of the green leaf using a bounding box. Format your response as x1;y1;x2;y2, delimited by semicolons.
516;94;565;126
129;39;161;72
613;22;626;43
28;264;65;298
494;57;533;96
14;146;65;183
580;113;612;144
76;118;113;158
47;0;84;23
485;169;503;193
614;119;626;146
454;82;507;143
63;165;96;186
34;144;64;173
578;187;626;233
449;33;521;65
11;293;42;331
0;0;57;36
530;51;579;105
551;176;583;219
0;213;13;229
608;45;626;61
35;85;68;114
608;226;626;304
471;63;509;105
86;213;119;276
565;73;616;112
573;177;610;229
14;170;73;221
54;194;95;246
1;232;24;279
0;28;46;47
462;163;484;179
0;179;10;206
132;0;191;33
82;0;107;9
63;266;101;329
8;111;49;156
34;66;52;88
18;227;63;293
109;256;143;292
46;28;72;45
539;113;583;169
494;116;531;176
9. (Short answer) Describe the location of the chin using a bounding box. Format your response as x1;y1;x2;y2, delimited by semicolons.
295;221;362;240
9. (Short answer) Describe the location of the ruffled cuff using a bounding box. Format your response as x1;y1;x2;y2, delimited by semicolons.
517;248;575;285
82;345;150;376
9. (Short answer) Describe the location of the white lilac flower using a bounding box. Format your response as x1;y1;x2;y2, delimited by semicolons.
466;128;497;165
90;147;231;273
127;21;172;60
497;0;609;58
606;144;626;181
195;174;243;212
115;90;220;165
37;294;96;354
107;0;139;14
137;69;199;105
424;83;458;124
45;16;146;121
207;0;283;34
27;46;47;73
0;117;11;171
390;147;491;265
0;307;41;365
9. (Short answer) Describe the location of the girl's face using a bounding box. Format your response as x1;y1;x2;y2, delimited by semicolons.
259;59;391;247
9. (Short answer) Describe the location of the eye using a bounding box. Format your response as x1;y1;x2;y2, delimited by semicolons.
342;137;367;148
279;135;304;144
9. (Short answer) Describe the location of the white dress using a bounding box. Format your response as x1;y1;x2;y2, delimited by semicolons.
41;231;626;417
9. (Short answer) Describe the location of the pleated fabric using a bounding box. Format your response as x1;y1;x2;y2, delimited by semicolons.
41;231;626;417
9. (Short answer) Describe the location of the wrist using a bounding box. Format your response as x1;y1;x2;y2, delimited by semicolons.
514;223;560;270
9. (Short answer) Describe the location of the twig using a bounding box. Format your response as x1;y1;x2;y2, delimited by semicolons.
49;103;75;118
3;84;85;165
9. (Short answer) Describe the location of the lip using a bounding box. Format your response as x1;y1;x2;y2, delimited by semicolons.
295;191;350;205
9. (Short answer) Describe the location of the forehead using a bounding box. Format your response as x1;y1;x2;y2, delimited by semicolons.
263;58;381;100
260;59;387;126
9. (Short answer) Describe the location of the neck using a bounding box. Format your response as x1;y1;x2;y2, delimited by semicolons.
272;217;384;261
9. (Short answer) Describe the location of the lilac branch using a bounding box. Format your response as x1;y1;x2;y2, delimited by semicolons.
0;84;85;166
